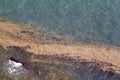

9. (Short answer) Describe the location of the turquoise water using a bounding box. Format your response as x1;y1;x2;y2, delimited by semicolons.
0;0;120;46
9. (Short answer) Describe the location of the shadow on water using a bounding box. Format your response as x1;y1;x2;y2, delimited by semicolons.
1;45;120;80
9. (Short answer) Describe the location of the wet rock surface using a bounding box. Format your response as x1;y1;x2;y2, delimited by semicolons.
1;46;120;80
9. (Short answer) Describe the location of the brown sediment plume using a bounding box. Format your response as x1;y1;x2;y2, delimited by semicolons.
1;45;120;80
0;21;120;76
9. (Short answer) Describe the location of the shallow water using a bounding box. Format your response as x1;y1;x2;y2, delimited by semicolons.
0;0;120;46
1;49;120;80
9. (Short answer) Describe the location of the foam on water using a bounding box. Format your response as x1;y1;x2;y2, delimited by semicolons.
3;60;28;75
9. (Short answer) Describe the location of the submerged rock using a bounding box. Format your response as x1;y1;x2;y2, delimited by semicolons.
1;45;120;80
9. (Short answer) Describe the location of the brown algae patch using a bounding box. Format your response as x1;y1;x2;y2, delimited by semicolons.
1;46;120;80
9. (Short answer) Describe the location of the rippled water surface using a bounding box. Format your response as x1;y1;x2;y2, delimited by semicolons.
0;0;120;46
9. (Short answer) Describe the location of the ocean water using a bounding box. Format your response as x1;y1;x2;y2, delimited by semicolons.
0;0;120;46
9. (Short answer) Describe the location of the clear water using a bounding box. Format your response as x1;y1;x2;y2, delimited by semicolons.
0;0;120;46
